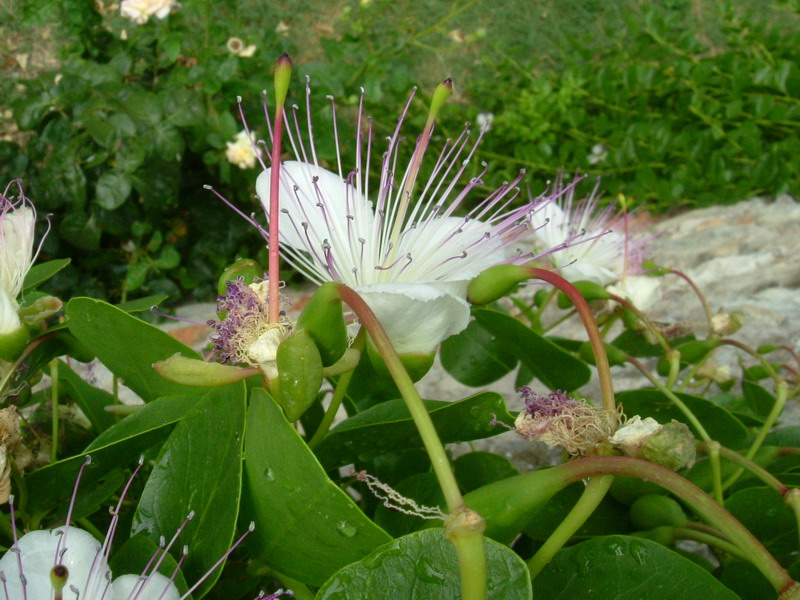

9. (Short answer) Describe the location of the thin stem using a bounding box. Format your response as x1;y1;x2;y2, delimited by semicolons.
308;329;366;449
724;380;788;490
50;359;59;462
702;442;787;494
527;268;616;417
672;527;749;561
526;474;614;578
559;456;796;594
608;293;672;354
721;338;781;383
668;269;714;328
268;100;285;324
784;489;800;551
626;355;723;502
336;285;462;511
336;284;486;600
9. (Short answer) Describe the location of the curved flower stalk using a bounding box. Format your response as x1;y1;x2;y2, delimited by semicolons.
0;181;47;336
527;179;658;309
242;81;573;354
0;457;286;600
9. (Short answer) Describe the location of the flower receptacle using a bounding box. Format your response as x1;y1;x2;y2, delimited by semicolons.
297;282;349;367
467;264;529;305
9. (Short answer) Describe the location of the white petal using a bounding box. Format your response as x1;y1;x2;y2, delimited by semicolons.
256;161;374;256
355;282;470;354
111;572;180;600
0;286;21;334
608;275;661;311
1;205;36;299
0;526;109;599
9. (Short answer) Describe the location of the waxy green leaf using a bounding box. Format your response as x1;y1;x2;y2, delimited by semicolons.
440;319;518;386
314;392;515;470
22;258;71;293
243;389;391;586
24;394;203;515
533;535;739;599
67;297;207;401
133;383;247;598
472;308;591;391
316;528;532;600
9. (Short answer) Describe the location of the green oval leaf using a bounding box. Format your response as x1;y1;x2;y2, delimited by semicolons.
95;171;133;210
314;392;514;471
133;383;247;598
440;319;518;386
66;297;207;401
533;535;739;599
616;389;748;449
472;308;590;391
22;258;71;293
24;394;203;515
243;389;392;586
316;528;532;600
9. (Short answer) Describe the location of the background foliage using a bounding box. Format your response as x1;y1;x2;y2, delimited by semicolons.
1;0;798;302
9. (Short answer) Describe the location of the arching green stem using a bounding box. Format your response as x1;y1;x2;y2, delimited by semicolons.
526;474;614;578
335;284;486;600
527;268;616;417
308;329;366;449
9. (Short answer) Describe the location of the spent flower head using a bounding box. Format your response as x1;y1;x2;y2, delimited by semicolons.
514;388;617;456
226;130;261;169
217;80;576;354
208;277;292;379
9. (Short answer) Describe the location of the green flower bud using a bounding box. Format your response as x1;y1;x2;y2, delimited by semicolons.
217;258;263;295
467;264;528;305
629;494;688;530
0;325;28;361
274;329;323;422
154;352;259;387
296;282;348;367
556;280;610;309
579;340;627;367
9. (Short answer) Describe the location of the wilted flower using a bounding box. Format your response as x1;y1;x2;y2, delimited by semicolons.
226;130;261;169
208;277;292;379
1;181;45;335
0;456;287;600
611;416;696;471
120;0;175;24
246;81;563;354
514;388;616;455
475;112;494;131
226;37;257;58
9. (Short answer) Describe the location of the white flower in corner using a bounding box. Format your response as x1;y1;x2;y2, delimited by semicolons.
226;130;260;169
120;0;175;24
251;83;559;354
0;181;43;335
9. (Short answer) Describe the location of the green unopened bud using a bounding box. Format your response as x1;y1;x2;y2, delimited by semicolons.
579;341;627;367
467;264;528;305
274;329;323;422
427;78;453;126
0;325;28;361
629;494;688;530
297;282;348;366
274;53;292;107
154;353;259;386
710;312;744;336
632;525;675;546
217;258;263;295
366;338;435;382
557;280;610;309
641;421;696;471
